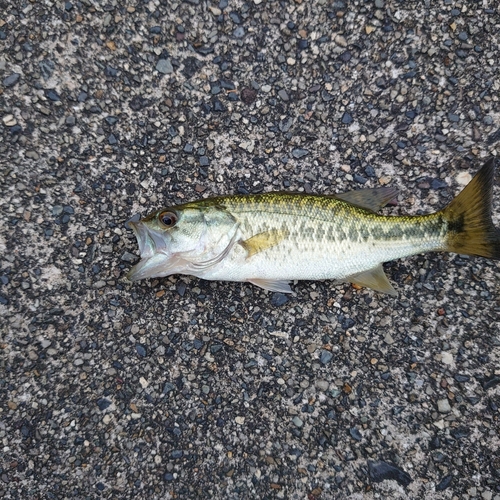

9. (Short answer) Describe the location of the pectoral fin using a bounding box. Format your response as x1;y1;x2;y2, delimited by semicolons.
346;265;398;296
334;187;398;212
248;278;293;294
240;229;289;258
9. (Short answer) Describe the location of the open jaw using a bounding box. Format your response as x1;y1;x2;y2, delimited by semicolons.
126;220;180;281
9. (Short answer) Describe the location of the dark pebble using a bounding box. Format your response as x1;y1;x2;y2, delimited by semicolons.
210;344;223;354
219;0;228;8
275;88;288;102
65;116;76;125
3;73;20;87
354;174;367;184
240;87;257;105
450;427;469;440
184;143;194;154
365;165;376;177
45;89;60;101
271;293;289;307
10;124;22;134
97;398;112;411
431;179;447;189
163;473;174;481
176;281;187;297
291;148;309;159
454;374;470;383
21;424;32;438
436;475;453;491
121;252;136;263
339;51;351;62
341;112;353;124
163;382;175;394
199;156;209;166
429;436;440;450
96;482;105;491
233;27;245;38
39;59;55;80
481;374;500;390
321;89;335;102
349;427;362;441
105;66;118;77
367;460;412;487
0;295;9;305
171;450;183;459
229;11;242;24
150;26;161;34
341;317;355;330
212;98;226;112
136;344;147;357
108;134;117;145
297;39;308;50
105;116;118;125
129;96;151;111
448;113;460;122
279;117;293;133
320;350;333;365
0;275;8;285
210;84;221;95
77;91;88;102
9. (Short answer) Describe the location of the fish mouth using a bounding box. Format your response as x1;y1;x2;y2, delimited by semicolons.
126;218;176;281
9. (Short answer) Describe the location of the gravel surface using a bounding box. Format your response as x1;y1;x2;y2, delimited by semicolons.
1;1;500;499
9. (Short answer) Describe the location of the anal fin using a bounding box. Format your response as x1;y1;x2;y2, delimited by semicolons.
346;265;398;296
248;278;293;294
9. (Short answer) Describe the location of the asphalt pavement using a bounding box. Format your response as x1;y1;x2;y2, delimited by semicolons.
1;1;499;498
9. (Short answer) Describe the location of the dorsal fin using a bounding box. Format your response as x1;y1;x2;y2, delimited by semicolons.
334;187;398;212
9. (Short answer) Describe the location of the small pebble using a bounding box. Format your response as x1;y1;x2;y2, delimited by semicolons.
156;59;173;74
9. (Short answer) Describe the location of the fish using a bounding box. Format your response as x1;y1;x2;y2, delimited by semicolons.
126;159;500;296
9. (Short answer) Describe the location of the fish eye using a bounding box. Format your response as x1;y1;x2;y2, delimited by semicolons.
159;211;178;228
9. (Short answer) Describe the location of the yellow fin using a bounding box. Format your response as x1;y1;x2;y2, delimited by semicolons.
346;265;398;296
334;187;398;212
443;158;500;259
248;278;293;294
240;229;289;258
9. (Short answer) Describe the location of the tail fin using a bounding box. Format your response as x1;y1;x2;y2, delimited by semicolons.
442;158;500;259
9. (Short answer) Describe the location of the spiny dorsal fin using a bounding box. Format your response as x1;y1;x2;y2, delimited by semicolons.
240;229;289;258
334;187;399;212
346;265;398;296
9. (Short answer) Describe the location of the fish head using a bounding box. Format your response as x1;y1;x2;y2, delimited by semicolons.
126;203;238;281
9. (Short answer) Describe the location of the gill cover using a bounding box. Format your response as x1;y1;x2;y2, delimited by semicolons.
126;203;240;281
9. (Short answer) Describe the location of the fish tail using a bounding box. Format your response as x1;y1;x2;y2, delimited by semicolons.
442;158;500;259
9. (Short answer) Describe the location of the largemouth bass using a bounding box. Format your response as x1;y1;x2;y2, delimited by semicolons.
126;159;500;295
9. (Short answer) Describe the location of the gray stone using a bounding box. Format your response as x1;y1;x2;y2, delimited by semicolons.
437;399;451;413
3;73;20;87
156;59;173;74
